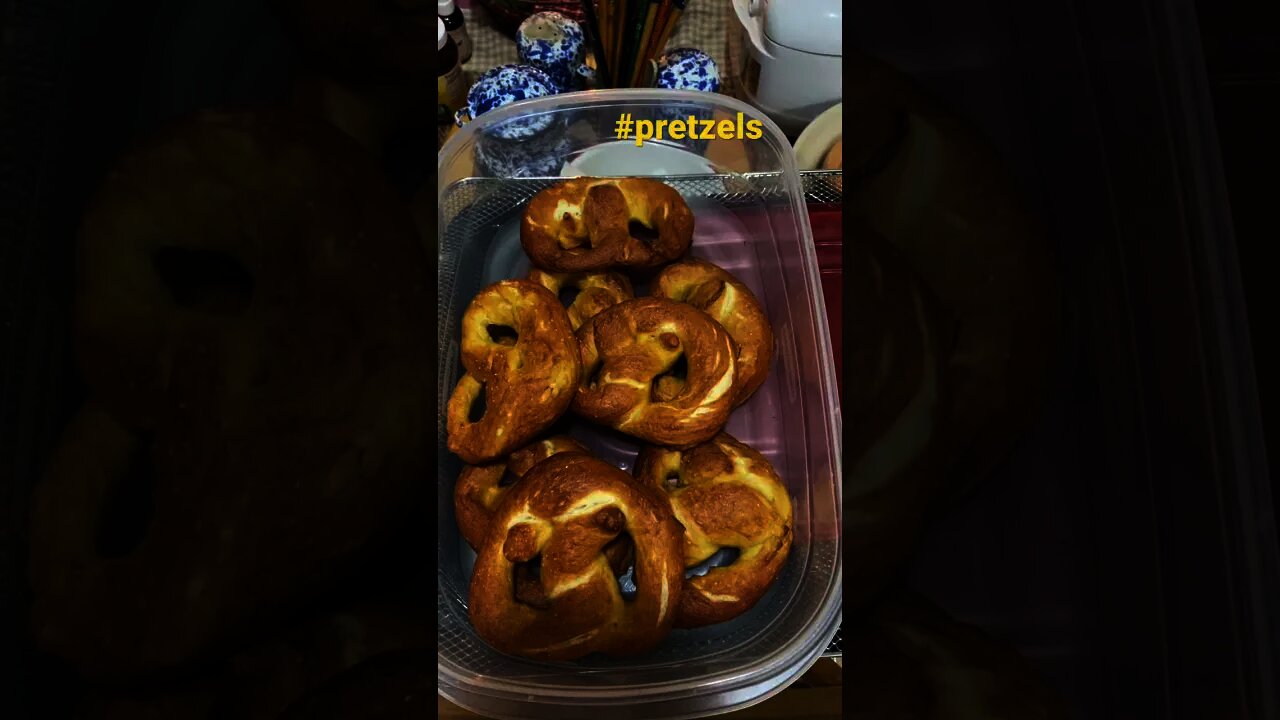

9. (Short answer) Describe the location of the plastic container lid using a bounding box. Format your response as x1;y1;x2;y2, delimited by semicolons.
437;17;447;50
437;90;842;719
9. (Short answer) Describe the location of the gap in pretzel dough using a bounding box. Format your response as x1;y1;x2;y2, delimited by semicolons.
486;323;518;346
687;547;741;578
627;219;660;245
468;382;488;422
514;554;550;609
650;353;689;402
558;285;581;307
95;434;157;559
151;246;254;316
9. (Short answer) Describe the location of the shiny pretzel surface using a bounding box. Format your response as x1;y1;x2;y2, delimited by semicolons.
527;269;634;330
520;177;694;272
468;453;683;661
654;259;774;407
572;297;737;447
454;435;588;550
633;433;793;627
446;280;581;464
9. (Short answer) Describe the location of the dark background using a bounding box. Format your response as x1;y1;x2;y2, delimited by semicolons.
1197;0;1280;511
2;0;1280;718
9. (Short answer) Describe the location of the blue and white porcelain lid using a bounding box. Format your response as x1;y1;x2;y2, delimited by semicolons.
655;48;721;93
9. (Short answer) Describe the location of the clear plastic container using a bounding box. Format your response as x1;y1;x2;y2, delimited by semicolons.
435;90;843;719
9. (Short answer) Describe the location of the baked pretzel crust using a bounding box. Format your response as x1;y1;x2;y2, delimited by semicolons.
633;433;793;627
573;298;737;447
654;259;774;406
468;453;683;660
454;435;588;550
520;178;694;272
446;280;582;464
527;269;634;330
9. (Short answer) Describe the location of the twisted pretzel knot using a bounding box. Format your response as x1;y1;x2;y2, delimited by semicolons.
572;297;737;448
527;269;634;331
654;259;774;407
446;280;581;464
520;177;694;272
454;435;588;550
633;433;793;627
469;453;683;661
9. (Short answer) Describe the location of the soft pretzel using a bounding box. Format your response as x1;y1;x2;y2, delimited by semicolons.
520;177;694;272
454;435;587;550
633;433;792;627
527;268;634;330
654;259;774;406
468;453;683;660
572;297;737;447
446;280;582;464
35;110;431;682
456;435;639;575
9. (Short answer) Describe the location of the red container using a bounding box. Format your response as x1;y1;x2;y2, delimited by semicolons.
808;202;843;401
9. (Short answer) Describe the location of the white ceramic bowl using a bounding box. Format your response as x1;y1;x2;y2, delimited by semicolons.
560;140;718;177
793;102;842;170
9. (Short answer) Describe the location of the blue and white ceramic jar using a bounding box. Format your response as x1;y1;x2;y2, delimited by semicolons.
654;48;721;93
516;11;593;93
454;64;559;141
475;128;573;178
651;48;721;153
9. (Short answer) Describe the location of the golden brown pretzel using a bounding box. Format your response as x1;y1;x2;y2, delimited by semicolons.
446;280;582;464
468;453;683;660
527;268;634;330
633;433;792;627
455;436;637;574
573;297;737;447
654;259;774;407
520;177;694;272
454;435;588;550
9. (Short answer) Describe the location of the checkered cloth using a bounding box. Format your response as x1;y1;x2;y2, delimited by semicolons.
441;0;736;147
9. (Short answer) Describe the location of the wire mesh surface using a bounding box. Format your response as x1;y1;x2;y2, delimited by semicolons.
800;170;842;658
800;169;843;204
